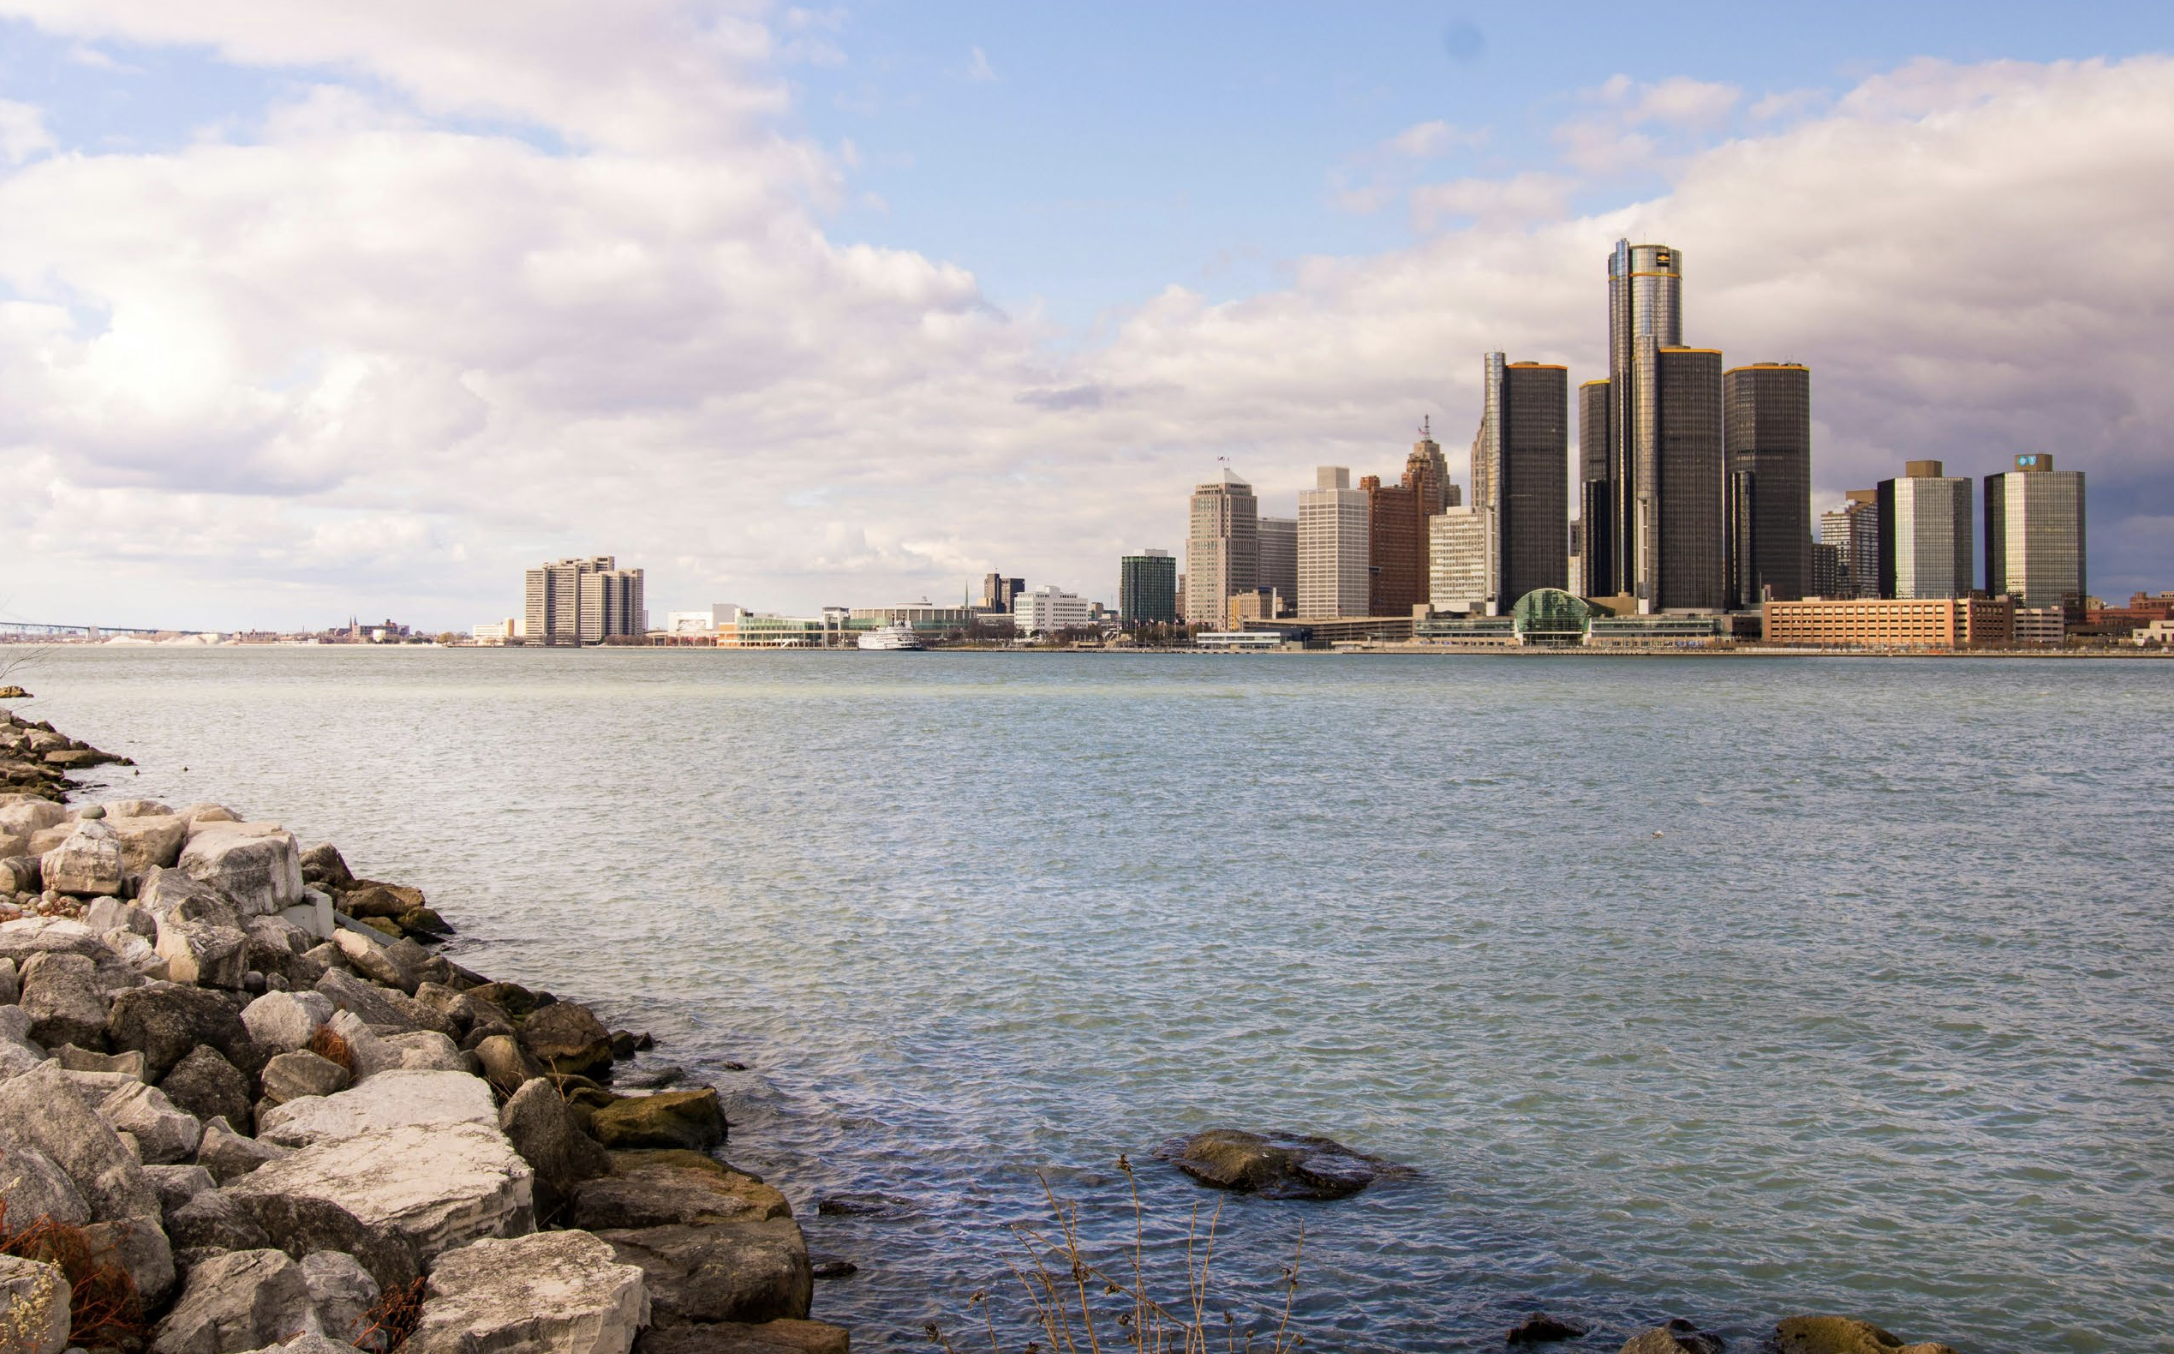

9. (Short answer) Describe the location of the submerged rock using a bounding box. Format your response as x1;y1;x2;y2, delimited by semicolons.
598;1218;812;1326
635;1320;851;1354
1508;1313;1591;1344
813;1192;913;1219
1621;1318;1726;1353
407;1230;648;1354
1154;1128;1401;1201
1769;1315;1959;1354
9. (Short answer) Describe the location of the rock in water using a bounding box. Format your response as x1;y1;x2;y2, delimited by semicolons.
519;1000;616;1078
1620;1319;1726;1353
150;1248;316;1354
500;1078;613;1221
635;1321;851;1354
597;1219;812;1326
588;1088;727;1151
406;1230;649;1354
1154;1129;1399;1200
0;1254;72;1354
223;1121;534;1263
1508;1313;1590;1346
1771;1315;1960;1354
571;1151;790;1232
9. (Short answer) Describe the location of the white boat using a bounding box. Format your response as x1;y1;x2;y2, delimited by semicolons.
857;622;926;651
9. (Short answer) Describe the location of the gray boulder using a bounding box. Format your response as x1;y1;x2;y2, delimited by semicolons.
194;1116;291;1184
112;814;189;872
241;990;334;1053
166;1184;273;1257
597;1219;811;1325
178;824;301;917
84;897;158;936
0;856;38;897
0;798;66;836
0;1254;71;1354
258;1069;497;1148
0;1005;44;1079
97;1079;204;1164
298;843;353;890
225;1190;419;1297
385;1031;467;1074
300;1250;380;1346
84;1214;177;1307
143;1162;217;1218
137;866;245;930
326;1010;402;1084
473;1033;545;1096
332;929;411;992
108;982;257;1081
520;1000;615;1078
149;1248;315;1354
20;950;112;1050
156;916;251;990
500;1078;613;1221
0;955;16;1006
0;1060;160;1221
0;1140;91;1226
178;803;243;832
102;798;176;820
407;1230;647;1354
41;818;124;896
315;969;455;1037
570;1152;789;1233
223;1121;534;1263
160;1045;255;1135
1154;1128;1399;1201
260;1050;350;1107
53;1043;148;1079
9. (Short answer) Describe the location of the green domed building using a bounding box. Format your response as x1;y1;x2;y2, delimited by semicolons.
1511;589;1592;647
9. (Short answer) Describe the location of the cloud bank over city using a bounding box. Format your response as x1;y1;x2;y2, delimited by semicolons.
0;2;2169;628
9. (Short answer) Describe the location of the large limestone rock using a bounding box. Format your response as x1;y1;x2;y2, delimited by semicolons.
1154;1129;1397;1201
635;1321;850;1354
40;818;124;897
20;950;113;1049
260;1050;350;1107
167;1186;273;1257
571;1151;789;1232
53;1042;147;1079
155;915;250;989
384;1031;468;1074
224;1121;534;1262
0;1060;160;1222
102;798;176;820
519;1000;615;1078
597;1219;811;1326
225;1190;419;1297
407;1231;649;1354
500;1078;613;1221
333;928;412;992
178;824;302;917
137;866;245;931
588;1089;727;1152
0;798;66;838
315;968;456;1037
327;1011;403;1084
84;1215;177;1308
0;1005;45;1080
150;1248;316;1354
96;1079;204;1164
108;982;257;1080
112;814;189;872
160;1045;256;1135
0;1254;71;1354
195;1115;290;1184
257;1069;497;1148
0;1141;91;1226
1770;1315;1959;1354
301;1250;380;1346
178;803;242;833
241;990;334;1053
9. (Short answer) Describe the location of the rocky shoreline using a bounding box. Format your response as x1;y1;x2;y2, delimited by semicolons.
0;704;844;1354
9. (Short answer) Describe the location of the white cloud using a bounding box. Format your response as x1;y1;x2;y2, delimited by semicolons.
1385;120;1486;160
0;21;2169;625
0;101;56;163
1411;172;1576;231
963;46;997;84
1557;74;1743;173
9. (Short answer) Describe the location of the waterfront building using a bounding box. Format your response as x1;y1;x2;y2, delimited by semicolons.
1014;585;1092;636
981;574;1026;612
1985;453;2087;608
1762;595;2014;649
1119;549;1178;627
2012;606;2066;647
1299;466;1370;619
1428;507;1490;614
471;619;516;645
524;556;644;645
1473;355;1571;609
1819;490;1880;598
1258;518;1298;607
1186;469;1258;626
850;601;978;627
1724;362;1812;606
1878;461;1973;599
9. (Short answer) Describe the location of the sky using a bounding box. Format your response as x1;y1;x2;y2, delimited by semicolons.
0;1;2169;630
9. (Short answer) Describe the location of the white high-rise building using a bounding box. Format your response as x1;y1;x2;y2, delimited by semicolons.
1298;467;1370;619
1013;585;1093;636
1185;469;1258;626
1429;508;1491;614
1881;461;1973;600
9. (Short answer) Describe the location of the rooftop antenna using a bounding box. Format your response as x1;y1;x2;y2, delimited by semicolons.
1420;415;1431;439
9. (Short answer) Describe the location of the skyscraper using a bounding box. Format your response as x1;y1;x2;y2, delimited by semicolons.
981;574;1025;612
1257;517;1298;612
1588;241;1725;612
1578;380;1612;595
1724;362;1812;607
1878;461;1973;599
525;555;628;646
1185;468;1258;626
1477;356;1570;606
1428;507;1490;613
1985;454;2086;607
1819;490;1880;598
577;566;645;642
1299;466;1370;618
1119;549;1178;627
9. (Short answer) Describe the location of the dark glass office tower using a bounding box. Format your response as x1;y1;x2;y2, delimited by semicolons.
1499;362;1570;603
1606;240;1683;611
1723;362;1812;607
1654;347;1725;611
1579;378;1614;596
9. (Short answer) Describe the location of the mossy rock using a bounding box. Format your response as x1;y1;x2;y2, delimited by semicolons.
588;1088;726;1151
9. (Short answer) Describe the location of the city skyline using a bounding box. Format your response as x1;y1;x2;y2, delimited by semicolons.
1;10;2171;630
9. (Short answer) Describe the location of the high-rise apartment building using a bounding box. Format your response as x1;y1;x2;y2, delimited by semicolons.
1118;550;1178;627
1585;241;1725;612
525;555;641;645
1985;453;2086;607
1811;543;1843;599
1299;466;1370;618
1878;461;1973;599
1818;490;1880;598
1257;517;1298;612
1428;507;1490;614
1185;469;1258;626
1473;354;1570;608
1724;362;1812;607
